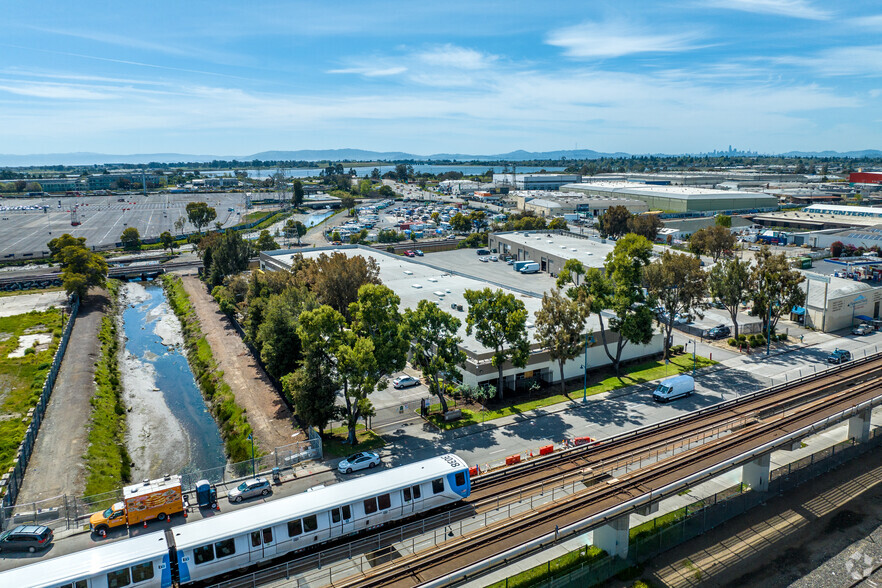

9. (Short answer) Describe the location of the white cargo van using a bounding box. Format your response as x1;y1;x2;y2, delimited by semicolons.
652;375;694;402
520;262;540;274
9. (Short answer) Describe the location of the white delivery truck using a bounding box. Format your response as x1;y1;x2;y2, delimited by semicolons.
652;374;694;402
520;262;540;274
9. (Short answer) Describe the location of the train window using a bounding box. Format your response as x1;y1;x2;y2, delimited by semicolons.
288;519;302;537
364;497;378;514
59;581;88;588
107;568;131;588
131;562;154;583
215;539;236;558
193;545;215;565
332;508;341;523
432;478;444;494
403;488;412;502
303;514;318;532
378;493;391;510
413;485;421;499
251;531;262;547
342;505;351;519
455;472;466;486
263;528;273;543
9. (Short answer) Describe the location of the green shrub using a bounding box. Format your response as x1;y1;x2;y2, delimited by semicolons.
24;347;35;355
737;334;748;342
727;338;737;346
670;344;684;354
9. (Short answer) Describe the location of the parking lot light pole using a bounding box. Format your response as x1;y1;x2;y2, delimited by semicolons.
248;434;255;477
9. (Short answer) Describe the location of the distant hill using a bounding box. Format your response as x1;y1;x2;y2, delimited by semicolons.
1;148;880;167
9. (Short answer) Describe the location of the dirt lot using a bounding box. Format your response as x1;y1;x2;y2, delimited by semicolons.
621;446;882;588
178;274;303;452
14;291;108;504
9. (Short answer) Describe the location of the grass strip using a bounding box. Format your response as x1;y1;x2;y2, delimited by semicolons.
161;274;254;463
486;545;605;588
84;279;132;498
0;308;63;475
323;424;385;458
427;355;717;430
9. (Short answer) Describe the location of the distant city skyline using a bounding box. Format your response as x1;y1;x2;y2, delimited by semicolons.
3;0;881;156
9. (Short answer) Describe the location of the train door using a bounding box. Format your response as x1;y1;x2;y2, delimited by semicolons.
330;504;355;537
248;526;277;561
401;483;423;517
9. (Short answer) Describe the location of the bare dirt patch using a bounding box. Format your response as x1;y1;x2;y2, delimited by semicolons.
178;273;303;452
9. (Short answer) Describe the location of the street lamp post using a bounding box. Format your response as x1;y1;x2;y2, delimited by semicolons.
692;340;696;377
248;433;255;477
582;331;589;403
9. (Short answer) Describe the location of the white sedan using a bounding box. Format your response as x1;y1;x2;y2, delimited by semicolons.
338;452;381;474
393;375;420;389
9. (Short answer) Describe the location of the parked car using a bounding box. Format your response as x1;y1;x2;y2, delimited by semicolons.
228;478;272;503
479;256;489;262
392;375;419;389
338;451;381;474
707;325;731;339
673;313;692;325
827;349;852;364
852;324;873;336
0;525;53;553
489;255;498;262
404;250;416;257
415;250;424;256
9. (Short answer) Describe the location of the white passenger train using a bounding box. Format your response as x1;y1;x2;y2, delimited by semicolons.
0;454;471;588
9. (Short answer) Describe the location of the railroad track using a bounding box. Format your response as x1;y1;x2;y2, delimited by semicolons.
468;353;882;509
344;369;882;588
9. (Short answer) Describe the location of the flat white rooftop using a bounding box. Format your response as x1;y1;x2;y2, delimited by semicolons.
493;232;614;270
562;181;766;200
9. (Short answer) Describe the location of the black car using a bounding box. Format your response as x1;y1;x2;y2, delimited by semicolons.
707;325;731;340
827;349;852;364
0;525;53;553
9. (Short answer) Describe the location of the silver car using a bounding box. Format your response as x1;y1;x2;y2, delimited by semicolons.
228;478;271;503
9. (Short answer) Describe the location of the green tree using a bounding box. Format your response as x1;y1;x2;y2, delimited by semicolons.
403;300;466;413
750;245;806;333
159;231;176;254
280;359;337;436
185;201;217;234
285;219;307;245
358;179;373;195
715;214;732;228
558;235;655;377
707;258;752;340
644;250;708;360
377;185;394;197
120;227;141;250
348;284;408;378
301;252;381;319
597;206;632;239
59;244;108;300
291;180;304;208
463;288;530;400
257;286;315;379
534;288;587;393
204;230;252;288
450;212;472;233
689;225;736;261
48;233;86;261
627;214;662;241
173;216;186;235
340;195;356;209
548;217;568;231
255;230;279;251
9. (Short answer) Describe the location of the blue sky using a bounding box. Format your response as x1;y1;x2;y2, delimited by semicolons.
2;0;881;156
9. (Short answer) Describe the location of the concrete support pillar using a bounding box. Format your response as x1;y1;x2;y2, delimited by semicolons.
636;501;659;516
593;514;630;559
741;453;771;492
848;409;871;444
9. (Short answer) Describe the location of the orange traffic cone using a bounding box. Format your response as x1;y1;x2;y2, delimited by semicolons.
143;520;148;528
100;529;106;538
183;509;188;519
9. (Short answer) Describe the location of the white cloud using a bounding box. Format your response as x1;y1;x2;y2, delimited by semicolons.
775;45;882;76
415;45;497;70
847;14;882;29
705;0;832;20
327;66;407;77
0;82;112;100
546;21;703;59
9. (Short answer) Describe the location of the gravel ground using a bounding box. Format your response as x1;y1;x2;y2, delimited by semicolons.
0;290;68;317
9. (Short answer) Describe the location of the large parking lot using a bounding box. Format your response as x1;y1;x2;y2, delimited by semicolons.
0;193;266;258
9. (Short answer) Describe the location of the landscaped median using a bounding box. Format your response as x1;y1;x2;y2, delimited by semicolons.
161;274;255;464
321;424;385;458
426;355;717;431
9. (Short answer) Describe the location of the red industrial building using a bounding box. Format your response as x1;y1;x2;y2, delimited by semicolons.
849;172;882;184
